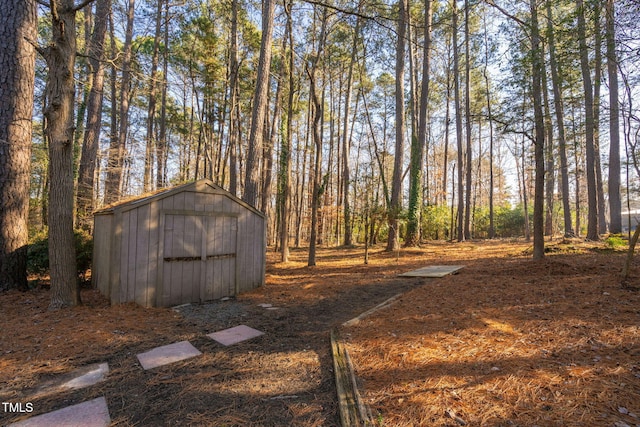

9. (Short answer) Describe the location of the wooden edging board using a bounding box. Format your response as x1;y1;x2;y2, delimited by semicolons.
342;293;403;327
330;329;373;426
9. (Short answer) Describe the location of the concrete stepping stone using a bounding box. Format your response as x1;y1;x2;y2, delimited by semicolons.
33;363;109;397
136;341;202;370
9;396;110;427
60;363;109;390
207;325;264;346
399;265;464;278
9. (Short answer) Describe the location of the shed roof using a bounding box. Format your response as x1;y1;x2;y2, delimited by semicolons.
94;179;264;217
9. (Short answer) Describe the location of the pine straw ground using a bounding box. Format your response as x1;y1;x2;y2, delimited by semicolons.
0;239;639;426
342;240;640;427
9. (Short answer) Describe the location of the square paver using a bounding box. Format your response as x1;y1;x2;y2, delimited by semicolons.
207;325;264;346
60;363;109;390
399;265;464;278
136;341;202;370
9;396;110;427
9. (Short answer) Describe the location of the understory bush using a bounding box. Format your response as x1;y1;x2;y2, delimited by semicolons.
604;234;627;249
27;229;93;281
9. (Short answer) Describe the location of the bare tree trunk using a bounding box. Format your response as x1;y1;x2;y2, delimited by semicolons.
443;46;451;209
520;133;531;242
307;6;328;267
453;0;464;242
228;0;239;196
104;0;135;203
342;14;362;247
277;0;294;262
606;0;621;233
621;224;640;283
0;0;36;291
156;0;169;188
546;0;574;237
406;0;432;247
483;7;495;239
543;56;555;237
108;7;117;197
144;0;164;193
44;0;80;308
530;0;545;259
576;0;599;240
386;0;407;252
463;0;472;240
593;2;607;235
76;0;110;230
244;0;275;208
262;87;278;215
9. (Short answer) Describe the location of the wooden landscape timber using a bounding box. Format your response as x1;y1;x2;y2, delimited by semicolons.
331;329;373;426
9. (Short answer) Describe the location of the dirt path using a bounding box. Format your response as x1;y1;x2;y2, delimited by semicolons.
1;246;425;426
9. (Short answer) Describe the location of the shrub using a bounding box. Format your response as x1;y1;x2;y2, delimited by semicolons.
27;229;93;281
604;234;626;249
421;205;451;240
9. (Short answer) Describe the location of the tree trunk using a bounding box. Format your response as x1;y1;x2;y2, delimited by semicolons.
453;0;464;242
104;0;135;203
44;0;80;308
483;7;495;239
543;56;555;237
386;0;407;252
277;0;294;262
262;87;278;216
530;0;545;259
76;0;111;230
144;0;164;193
576;0;599;240
606;0;621;233
546;0;574;237
520;133;531;242
156;0;169;188
443;46;451;209
463;0;472;241
621;224;640;282
244;0;275;208
406;0;432;247
108;7;117;195
228;0;239;196
593;2;607;235
0;0;37;292
307;7;328;267
342;15;362;248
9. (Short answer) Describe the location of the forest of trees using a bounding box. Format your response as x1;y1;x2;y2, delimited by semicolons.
1;0;640;307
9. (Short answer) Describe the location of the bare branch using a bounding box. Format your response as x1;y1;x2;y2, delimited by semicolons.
483;0;527;28
73;0;95;12
36;0;51;8
24;36;47;58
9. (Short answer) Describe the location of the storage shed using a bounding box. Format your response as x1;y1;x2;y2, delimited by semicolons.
92;179;265;307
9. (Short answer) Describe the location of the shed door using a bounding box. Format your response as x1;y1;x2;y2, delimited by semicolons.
162;214;237;305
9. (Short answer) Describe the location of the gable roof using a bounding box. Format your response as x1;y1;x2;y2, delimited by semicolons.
94;179;264;217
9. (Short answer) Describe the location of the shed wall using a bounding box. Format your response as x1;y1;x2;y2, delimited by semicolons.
97;183;265;307
92;213;113;298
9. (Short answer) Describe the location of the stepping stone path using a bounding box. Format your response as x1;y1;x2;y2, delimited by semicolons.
399;265;464;278
11;324;264;425
8;397;111;427
207;325;264;346
60;363;110;391
136;340;202;370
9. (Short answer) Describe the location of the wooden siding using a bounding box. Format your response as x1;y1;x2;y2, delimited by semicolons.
93;180;265;307
92;213;113;297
